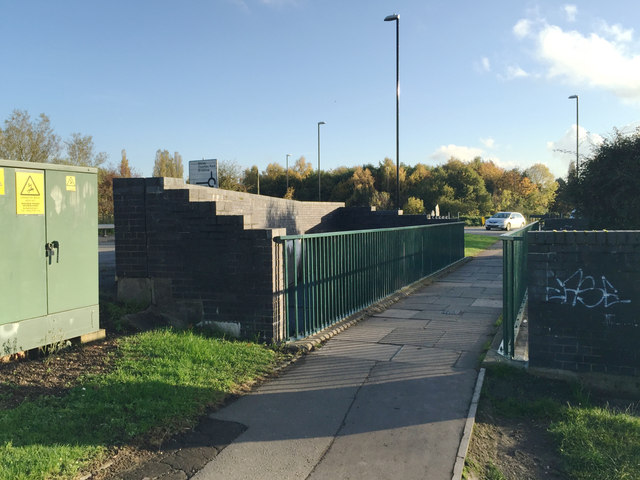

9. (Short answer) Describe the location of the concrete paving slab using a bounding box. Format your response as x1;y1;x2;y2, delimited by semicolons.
430;296;477;307
379;328;445;347
435;331;494;352
314;338;401;361
330;325;395;343
411;310;465;320
372;308;420;318
393;301;445;312
390;345;461;368
392;295;439;307
364;317;431;329
457;287;492;298
471;298;503;308
423;320;494;333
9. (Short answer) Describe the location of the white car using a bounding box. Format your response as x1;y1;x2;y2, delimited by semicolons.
485;212;526;231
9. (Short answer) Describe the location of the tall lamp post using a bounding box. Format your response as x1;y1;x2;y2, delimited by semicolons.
385;13;400;210
568;95;579;177
286;153;291;191
317;121;325;201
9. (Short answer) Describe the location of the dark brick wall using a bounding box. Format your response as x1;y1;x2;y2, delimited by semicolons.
309;206;456;233
114;178;345;341
527;231;640;377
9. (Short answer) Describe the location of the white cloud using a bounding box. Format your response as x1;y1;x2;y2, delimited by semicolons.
430;144;484;163
481;57;491;72
547;126;604;177
600;22;634;43
480;137;495;148
513;19;532;39
537;25;640;101
511;13;640;102
505;65;529;79
564;4;577;22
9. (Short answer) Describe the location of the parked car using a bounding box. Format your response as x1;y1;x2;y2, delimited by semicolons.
485;212;526;231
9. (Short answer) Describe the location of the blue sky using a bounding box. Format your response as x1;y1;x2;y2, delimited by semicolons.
2;0;639;179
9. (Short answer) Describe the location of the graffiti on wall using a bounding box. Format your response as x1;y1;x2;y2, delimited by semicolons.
546;268;631;308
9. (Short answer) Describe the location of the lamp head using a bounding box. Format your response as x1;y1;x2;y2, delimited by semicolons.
568;95;578;99
318;121;325;126
384;13;399;21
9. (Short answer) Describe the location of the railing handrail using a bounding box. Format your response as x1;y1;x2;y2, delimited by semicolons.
500;221;539;358
275;221;465;242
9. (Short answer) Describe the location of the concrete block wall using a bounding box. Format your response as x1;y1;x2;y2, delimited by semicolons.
527;230;640;377
161;177;344;235
310;206;455;233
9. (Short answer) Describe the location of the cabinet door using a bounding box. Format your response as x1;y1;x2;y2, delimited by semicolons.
0;167;48;324
45;170;98;313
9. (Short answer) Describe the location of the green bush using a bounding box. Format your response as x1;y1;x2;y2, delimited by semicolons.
459;215;484;226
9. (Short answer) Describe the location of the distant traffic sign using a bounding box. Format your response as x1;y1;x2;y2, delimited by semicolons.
189;159;218;188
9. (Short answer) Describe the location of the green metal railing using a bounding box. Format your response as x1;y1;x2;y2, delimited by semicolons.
275;222;464;341
501;222;539;357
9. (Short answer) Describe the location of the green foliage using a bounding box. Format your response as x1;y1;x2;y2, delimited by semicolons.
432;159;493;215
403;196;425;214
152;149;183;178
56;132;106;167
459;215;484;226
0;329;280;480
99;299;148;332
575;129;640;229
0;109;61;163
346;167;378;206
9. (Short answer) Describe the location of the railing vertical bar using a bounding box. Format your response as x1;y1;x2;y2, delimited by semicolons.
282;238;289;340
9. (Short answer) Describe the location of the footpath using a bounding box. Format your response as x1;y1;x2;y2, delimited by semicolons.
183;243;503;480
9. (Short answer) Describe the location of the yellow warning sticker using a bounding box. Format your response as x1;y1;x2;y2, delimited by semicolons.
0;168;4;195
66;175;76;192
16;171;45;215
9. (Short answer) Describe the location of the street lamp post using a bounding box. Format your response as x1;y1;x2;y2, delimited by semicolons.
286;153;291;191
317;121;325;201
568;95;579;177
385;13;400;210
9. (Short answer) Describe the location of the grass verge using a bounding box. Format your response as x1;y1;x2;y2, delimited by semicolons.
465;233;499;257
0;329;284;480
466;364;640;480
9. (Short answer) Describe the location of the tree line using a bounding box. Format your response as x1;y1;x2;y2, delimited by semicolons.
1;109;562;221
233;156;559;217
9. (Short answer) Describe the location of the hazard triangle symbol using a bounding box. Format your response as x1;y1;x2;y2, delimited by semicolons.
20;176;40;196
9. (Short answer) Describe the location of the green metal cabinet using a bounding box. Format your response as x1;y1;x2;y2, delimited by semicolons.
0;159;100;356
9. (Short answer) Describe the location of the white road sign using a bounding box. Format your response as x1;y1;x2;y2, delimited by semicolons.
189;159;218;188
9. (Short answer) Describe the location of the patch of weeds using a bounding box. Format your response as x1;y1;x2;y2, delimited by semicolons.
485;462;507;480
99;299;148;333
39;339;73;359
462;457;479;479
